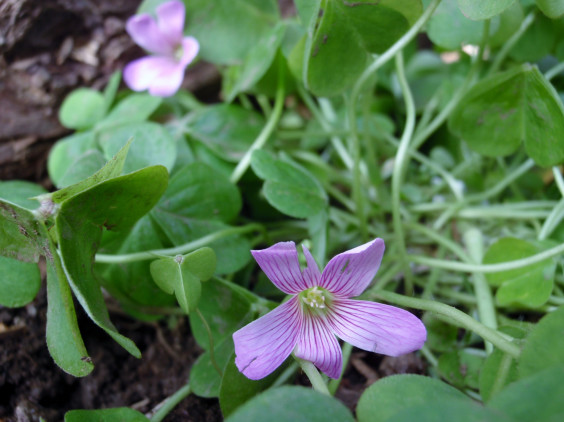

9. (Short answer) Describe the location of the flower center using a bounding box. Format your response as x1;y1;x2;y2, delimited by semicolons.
300;286;331;312
174;44;184;61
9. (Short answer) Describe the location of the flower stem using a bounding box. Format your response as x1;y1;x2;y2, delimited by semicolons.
545;61;564;81
295;357;330;395
370;291;521;358
489;353;514;398
351;0;442;100
230;60;286;184
409;239;564;273
488;12;535;76
195;308;223;378
411;16;490;151
95;224;264;264
149;383;191;422
328;343;352;395
463;228;497;354
391;51;416;295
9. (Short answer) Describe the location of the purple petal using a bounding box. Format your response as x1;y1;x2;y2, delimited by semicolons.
179;36;199;66
251;242;312;294
294;314;342;379
302;245;321;286
327;299;427;356
146;61;185;97
126;14;173;55
233;297;302;380
156;0;185;45
123;55;180;94
319;238;385;298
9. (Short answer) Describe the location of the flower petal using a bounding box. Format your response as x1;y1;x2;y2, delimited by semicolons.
123;56;177;92
294;314;342;379
233;297;302;380
146;62;185;97
319;238;385;298
179;36;199;66
156;0;185;45
302;245;321;286
126;14;173;55
251;242;310;294
327;299;426;356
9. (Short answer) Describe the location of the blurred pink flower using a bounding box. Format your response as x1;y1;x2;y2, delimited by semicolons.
233;239;427;380
124;0;199;97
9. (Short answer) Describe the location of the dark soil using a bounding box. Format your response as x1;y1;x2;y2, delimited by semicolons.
0;286;222;422
1;285;425;421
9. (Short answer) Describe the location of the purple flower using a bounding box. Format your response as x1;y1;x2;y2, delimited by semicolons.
124;0;199;97
233;239;427;380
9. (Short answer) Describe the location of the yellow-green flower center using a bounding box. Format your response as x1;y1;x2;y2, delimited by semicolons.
299;286;332;313
174;44;184;61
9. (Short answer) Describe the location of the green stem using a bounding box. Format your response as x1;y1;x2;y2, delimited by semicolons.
488;12;535;76
463;228;497;354
553;167;564;196
422;245;446;300
95;224;264;264
409;222;470;262
391;51;417;295
195;308;223;377
383;134;464;200
545;61;564;81
272;362;300;388
409;240;564;273
489;353;514;398
328;343;352;395
351;0;442;101
411;16;490;151
149;383;191;422
466;159;535;203
296;357;330;395
420;346;438;367
538;199;564;241
230;61;286;184
347;93;368;241
370;291;521;358
298;88;354;169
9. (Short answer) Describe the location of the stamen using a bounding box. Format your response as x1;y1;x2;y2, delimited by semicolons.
301;286;327;309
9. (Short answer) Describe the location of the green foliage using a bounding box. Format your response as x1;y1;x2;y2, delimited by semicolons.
356;375;470;422
224;23;286;102
305;0;422;96
46;244;93;377
438;349;484;389
251;150;327;218
479;349;518;402
65;408;149;421
59;88;105;130
0;180;46;209
219;356;285;418
150;248;216;314
519;305;564;378
488;366;564;422
55;166;168;358
536;0;564;18
427;0;483;49
483;237;554;307
0;256;41;308
449;64;564;167
225;386;355;422
185;0;279;65
457;0;516;20
185;104;265;163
